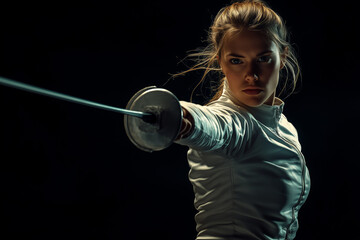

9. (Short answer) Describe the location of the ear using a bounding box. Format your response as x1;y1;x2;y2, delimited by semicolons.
280;46;288;69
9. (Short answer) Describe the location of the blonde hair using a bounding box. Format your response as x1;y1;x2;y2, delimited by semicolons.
174;0;301;103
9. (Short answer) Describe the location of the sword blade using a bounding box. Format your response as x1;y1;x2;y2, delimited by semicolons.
0;76;155;121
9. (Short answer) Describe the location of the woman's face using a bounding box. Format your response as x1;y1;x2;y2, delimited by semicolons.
219;30;284;107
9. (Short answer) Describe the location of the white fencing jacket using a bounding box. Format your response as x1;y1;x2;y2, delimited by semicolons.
176;85;310;240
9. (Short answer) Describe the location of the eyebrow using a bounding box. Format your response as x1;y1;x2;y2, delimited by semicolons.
226;50;274;58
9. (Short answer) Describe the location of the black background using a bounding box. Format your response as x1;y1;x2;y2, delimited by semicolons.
0;0;359;239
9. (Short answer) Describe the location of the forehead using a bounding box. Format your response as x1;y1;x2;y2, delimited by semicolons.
222;30;278;55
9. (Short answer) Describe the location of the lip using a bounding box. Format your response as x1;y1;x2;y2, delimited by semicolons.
242;88;263;95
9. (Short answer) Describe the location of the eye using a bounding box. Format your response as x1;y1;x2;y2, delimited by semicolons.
229;58;243;64
257;55;272;63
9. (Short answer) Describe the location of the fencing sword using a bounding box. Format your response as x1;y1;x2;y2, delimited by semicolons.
0;76;183;152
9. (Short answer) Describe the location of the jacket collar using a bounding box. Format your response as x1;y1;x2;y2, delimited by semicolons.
219;80;284;128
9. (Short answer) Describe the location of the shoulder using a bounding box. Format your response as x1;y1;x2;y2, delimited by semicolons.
279;114;299;137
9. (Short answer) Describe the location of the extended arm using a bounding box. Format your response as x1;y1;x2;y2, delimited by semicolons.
175;101;250;152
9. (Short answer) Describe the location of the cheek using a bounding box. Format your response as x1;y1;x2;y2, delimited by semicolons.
259;62;280;85
222;64;244;82
223;70;244;90
260;60;279;76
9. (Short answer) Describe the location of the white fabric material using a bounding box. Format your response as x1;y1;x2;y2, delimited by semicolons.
176;83;310;240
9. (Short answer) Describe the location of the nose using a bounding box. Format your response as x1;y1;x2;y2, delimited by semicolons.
245;63;259;84
245;73;259;83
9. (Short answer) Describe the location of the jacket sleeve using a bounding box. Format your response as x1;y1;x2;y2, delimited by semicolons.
175;101;251;152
